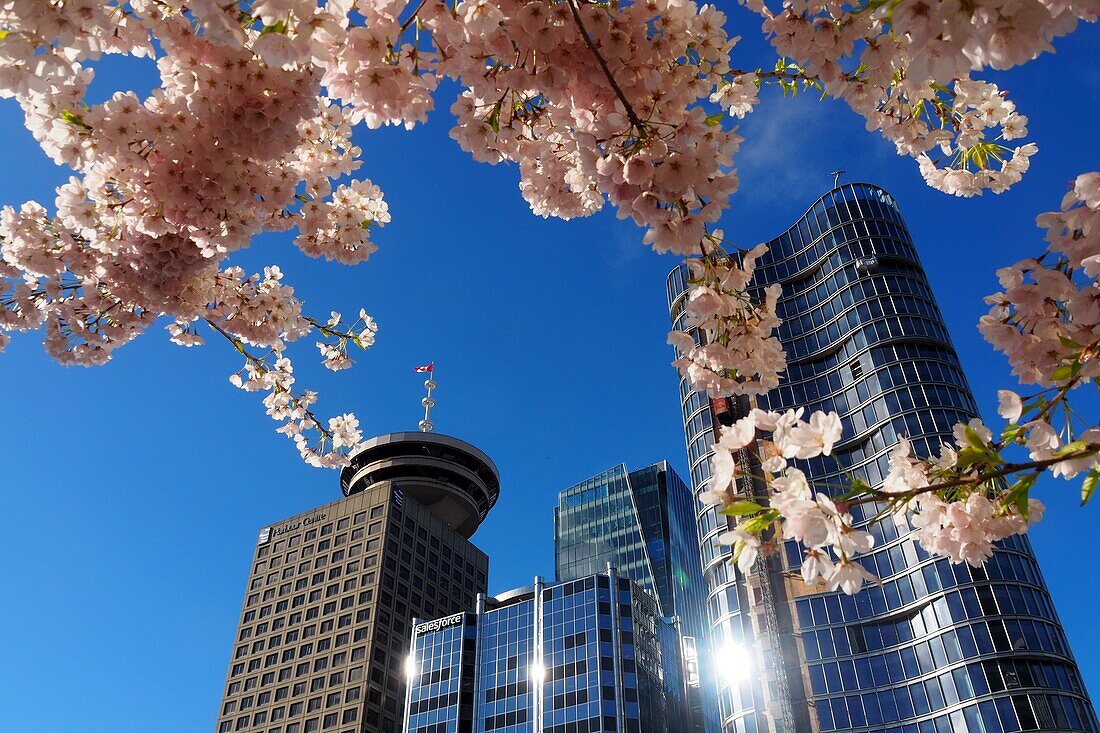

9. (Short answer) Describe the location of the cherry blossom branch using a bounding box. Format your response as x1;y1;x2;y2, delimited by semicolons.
0;0;1097;593
203;316;337;439
563;0;647;134
858;445;1100;505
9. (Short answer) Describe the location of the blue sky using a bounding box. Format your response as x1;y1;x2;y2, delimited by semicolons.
0;10;1097;733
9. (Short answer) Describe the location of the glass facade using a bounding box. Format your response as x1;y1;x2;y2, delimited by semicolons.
404;614;477;733
404;570;689;733
555;462;720;733
666;183;1098;733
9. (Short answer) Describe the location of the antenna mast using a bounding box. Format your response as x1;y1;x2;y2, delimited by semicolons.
414;363;436;433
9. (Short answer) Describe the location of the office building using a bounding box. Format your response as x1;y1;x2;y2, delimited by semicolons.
555;461;720;732
667;183;1098;733
403;568;689;733
214;431;500;733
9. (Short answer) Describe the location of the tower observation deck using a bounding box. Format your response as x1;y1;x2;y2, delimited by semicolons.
338;431;500;539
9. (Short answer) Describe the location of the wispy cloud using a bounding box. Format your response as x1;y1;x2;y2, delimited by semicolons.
735;92;850;205
736;90;902;208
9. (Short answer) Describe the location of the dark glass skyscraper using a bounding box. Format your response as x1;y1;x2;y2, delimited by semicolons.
667;183;1097;733
403;568;689;733
555;462;720;733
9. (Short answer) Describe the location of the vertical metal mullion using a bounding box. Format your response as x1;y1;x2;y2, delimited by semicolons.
607;564;626;733
402;619;419;733
533;576;545;733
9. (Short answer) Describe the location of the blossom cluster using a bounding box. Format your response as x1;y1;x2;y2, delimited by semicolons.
668;237;786;396
981;173;1100;387
0;0;1097;587
739;0;1078;196
428;0;745;254
701;402;1081;595
224;291;379;466
0;2;390;464
703;406;881;594
881;423;1052;567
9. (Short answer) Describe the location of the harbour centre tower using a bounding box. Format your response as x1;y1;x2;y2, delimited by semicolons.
667;183;1097;733
213;430;500;733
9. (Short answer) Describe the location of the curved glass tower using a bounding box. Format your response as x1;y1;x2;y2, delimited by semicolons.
667;183;1097;733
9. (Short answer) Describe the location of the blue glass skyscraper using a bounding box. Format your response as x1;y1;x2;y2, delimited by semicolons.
666;183;1097;733
555;462;720;733
403;569;688;733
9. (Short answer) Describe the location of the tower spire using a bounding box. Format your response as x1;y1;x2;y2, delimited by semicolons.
413;362;436;432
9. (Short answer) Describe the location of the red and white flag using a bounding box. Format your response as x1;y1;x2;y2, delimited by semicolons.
413;363;434;373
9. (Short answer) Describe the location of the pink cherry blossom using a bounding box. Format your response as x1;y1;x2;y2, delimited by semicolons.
0;0;1095;584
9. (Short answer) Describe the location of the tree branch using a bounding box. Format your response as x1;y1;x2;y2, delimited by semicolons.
564;0;646;134
204;317;334;441
856;444;1100;506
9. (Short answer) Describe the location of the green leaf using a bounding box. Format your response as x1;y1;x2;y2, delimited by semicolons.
1016;490;1030;518
1018;473;1038;490
259;20;288;36
1082;469;1100;506
953;446;986;470
720;500;763;517
487;102;501;134
59;109;88;128
1051;363;1078;382
857;0;895;14
705;112;725;127
1001;423;1025;443
740;511;777;534
998;473;1035;519
1054;440;1092;457
1021;395;1045;413
836;477;871;502
1059;335;1084;350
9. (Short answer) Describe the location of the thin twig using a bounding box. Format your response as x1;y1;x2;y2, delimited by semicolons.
399;0;427;33
204;317;334;441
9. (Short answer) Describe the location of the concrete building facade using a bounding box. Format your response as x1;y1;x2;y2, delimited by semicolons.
214;432;499;733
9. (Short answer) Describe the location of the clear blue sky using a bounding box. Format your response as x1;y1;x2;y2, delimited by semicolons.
0;11;1096;732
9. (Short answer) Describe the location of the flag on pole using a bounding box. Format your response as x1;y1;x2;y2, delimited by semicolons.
413;363;434;373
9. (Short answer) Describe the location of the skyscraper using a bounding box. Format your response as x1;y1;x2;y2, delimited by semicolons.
555;461;720;733
214;431;500;733
403;568;689;733
667;183;1098;733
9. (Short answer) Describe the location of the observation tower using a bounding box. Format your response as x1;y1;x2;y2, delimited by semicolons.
337;430;500;539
